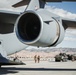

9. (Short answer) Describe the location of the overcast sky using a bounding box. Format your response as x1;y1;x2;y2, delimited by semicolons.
0;0;76;48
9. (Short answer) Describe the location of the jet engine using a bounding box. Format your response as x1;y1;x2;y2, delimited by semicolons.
15;9;65;47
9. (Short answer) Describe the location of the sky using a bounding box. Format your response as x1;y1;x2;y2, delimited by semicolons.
48;2;76;13
0;0;76;48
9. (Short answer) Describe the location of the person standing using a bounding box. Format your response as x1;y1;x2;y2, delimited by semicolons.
37;55;40;63
34;55;37;63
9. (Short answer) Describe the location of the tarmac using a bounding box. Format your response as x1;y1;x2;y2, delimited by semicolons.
0;60;76;75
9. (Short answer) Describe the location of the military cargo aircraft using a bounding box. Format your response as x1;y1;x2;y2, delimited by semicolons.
0;0;76;67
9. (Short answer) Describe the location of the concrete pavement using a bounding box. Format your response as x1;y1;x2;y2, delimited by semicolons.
0;61;76;75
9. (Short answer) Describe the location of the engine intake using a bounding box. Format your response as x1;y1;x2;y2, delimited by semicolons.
17;12;41;41
15;9;65;47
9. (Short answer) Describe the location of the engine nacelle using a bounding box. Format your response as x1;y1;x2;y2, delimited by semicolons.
15;9;65;47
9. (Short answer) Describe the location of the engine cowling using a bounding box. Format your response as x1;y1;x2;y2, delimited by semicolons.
15;9;65;47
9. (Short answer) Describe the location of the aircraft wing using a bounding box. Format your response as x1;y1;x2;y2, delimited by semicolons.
0;10;20;34
12;0;76;7
62;18;76;29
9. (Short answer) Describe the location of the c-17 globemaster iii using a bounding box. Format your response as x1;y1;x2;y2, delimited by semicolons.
0;0;76;67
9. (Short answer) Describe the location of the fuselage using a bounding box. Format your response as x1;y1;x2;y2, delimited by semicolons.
0;32;28;56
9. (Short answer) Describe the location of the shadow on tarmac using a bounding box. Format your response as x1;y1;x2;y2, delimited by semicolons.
0;67;76;75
